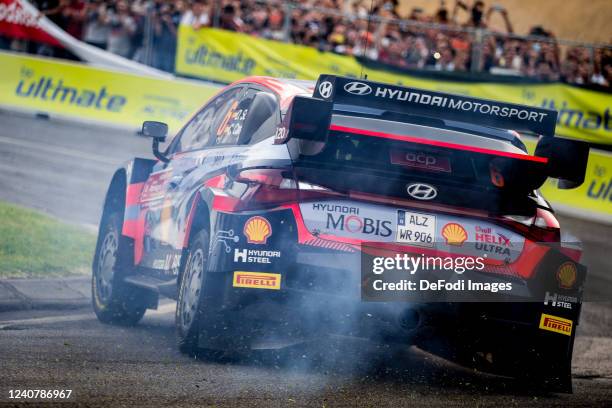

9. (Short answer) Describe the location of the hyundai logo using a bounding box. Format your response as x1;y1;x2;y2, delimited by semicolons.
406;183;437;200
318;81;333;99
344;81;372;96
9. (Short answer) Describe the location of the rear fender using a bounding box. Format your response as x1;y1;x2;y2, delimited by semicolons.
183;185;219;249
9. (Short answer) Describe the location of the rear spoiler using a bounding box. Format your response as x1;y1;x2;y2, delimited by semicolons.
274;74;589;189
312;74;557;137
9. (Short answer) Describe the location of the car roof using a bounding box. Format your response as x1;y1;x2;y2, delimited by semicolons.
233;76;314;108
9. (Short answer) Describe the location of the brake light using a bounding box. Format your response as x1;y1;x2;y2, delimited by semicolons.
219;168;342;211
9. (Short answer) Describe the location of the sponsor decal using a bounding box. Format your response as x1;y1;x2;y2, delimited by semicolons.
372;86;549;124
343;81;372;96
326;213;392;238
212;229;240;253
234;248;281;264
390;150;451;173
140;169;172;203
474;226;512;246
243;216;272;244
544;291;577;310
539;313;573;336
302;200;395;241
441;223;467;246
474;226;512;257
232;271;281;290
274;124;288;143
556;261;578;289
318;81;334;98
15;75;127;112
312;202;359;214
489;163;505;187
406;183;437;200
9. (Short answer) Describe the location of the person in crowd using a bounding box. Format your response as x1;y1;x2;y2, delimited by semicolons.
106;0;136;58
219;4;244;32
180;0;210;30
153;2;181;72
82;0;110;49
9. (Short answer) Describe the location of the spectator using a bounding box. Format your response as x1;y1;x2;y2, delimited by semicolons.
82;1;110;49
219;4;244;32
180;0;210;30
106;0;136;58
153;2;180;72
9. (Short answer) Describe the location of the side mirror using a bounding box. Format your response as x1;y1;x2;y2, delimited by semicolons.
142;121;168;141
142;121;169;163
535;136;590;189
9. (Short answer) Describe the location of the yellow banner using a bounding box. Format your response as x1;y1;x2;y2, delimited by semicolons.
176;27;612;145
0;51;219;132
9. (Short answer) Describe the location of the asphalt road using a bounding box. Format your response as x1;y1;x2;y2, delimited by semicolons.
0;110;611;406
0;109;152;227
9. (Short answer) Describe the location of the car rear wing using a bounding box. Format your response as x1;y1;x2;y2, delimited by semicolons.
274;75;589;189
311;74;557;137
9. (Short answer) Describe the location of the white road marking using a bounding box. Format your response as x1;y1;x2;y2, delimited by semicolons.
0;302;176;329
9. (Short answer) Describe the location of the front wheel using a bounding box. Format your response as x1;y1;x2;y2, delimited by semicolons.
92;212;146;325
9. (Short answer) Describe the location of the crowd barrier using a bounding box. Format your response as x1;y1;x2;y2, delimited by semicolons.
175;27;612;146
0;51;610;222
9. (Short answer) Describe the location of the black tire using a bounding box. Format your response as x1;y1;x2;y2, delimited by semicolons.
92;212;146;325
175;228;212;354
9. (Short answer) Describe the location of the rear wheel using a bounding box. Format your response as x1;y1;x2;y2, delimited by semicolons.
176;227;258;356
92;212;146;325
176;228;212;354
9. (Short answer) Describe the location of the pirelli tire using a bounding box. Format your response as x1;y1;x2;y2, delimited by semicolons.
176;227;255;356
92;212;146;326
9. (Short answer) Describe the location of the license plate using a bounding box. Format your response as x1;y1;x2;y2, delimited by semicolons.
396;210;436;247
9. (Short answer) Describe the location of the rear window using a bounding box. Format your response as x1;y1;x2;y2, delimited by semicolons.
292;130;544;216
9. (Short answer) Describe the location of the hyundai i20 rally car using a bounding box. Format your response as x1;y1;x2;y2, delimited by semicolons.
92;75;590;392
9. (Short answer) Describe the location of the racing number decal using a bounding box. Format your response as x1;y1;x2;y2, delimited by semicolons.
490;162;505;187
217;101;249;142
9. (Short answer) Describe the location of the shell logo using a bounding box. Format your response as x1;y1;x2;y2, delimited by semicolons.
441;223;467;246
557;261;577;289
243;216;272;244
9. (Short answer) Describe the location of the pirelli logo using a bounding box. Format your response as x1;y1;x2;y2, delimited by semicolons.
539;313;573;336
232;271;281;290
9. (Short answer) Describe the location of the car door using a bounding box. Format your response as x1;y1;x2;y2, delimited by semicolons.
137;85;245;275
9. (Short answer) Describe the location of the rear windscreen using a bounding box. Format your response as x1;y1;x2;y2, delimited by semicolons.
292;130;546;215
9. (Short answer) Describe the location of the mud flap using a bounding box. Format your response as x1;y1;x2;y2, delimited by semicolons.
523;327;575;393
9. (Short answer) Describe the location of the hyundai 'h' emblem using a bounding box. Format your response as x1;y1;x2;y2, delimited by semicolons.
318;81;333;99
407;183;437;200
344;81;372;96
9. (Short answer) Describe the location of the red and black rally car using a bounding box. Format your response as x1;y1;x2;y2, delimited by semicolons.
92;75;589;392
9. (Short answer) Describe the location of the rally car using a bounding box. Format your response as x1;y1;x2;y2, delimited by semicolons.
92;75;589;392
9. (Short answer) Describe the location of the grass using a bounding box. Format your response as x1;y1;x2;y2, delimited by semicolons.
0;201;96;278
